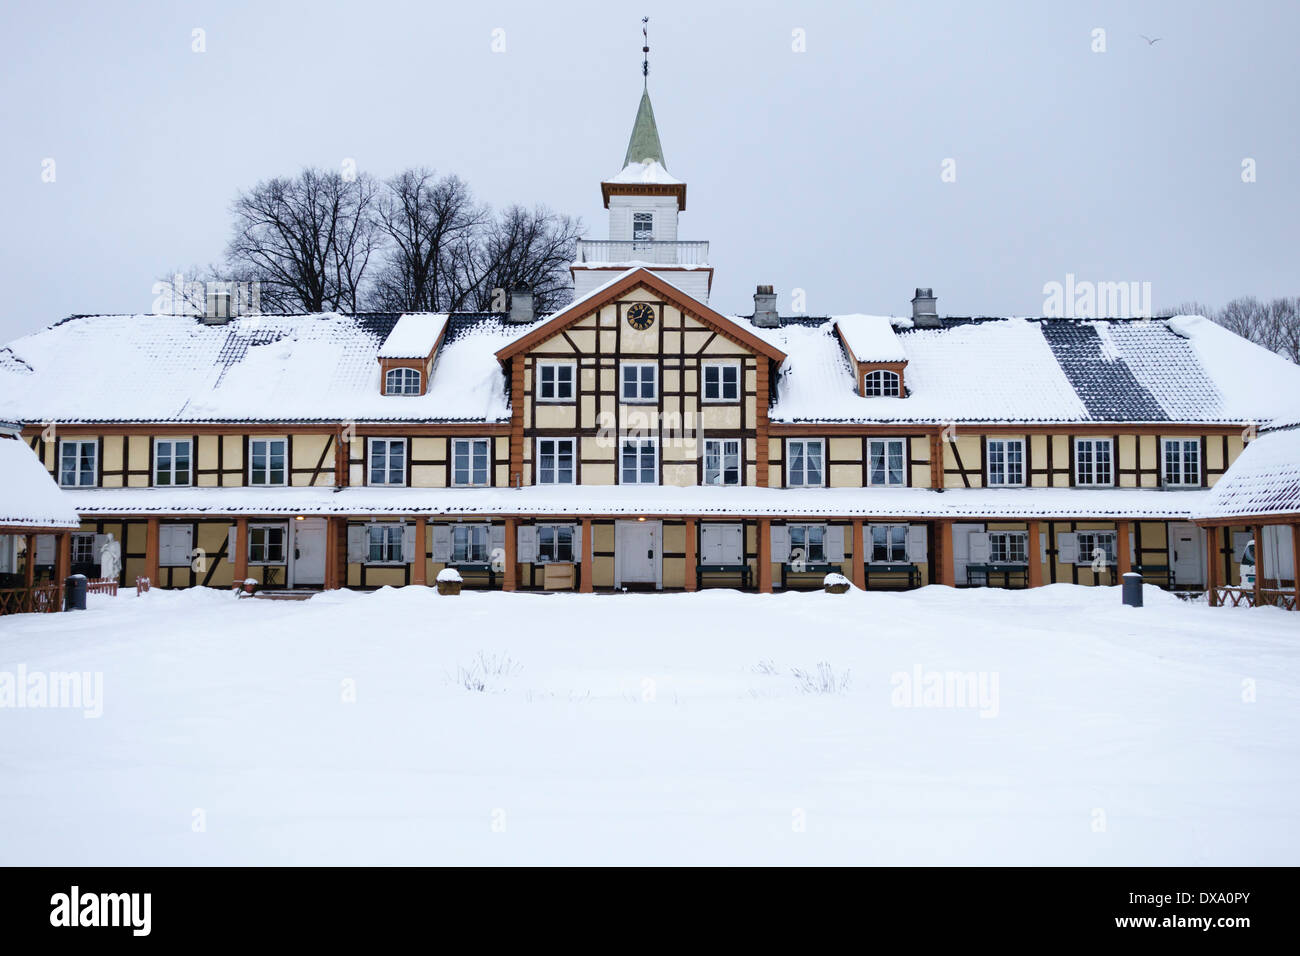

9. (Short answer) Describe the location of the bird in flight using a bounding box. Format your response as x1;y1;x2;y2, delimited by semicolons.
1139;34;1162;45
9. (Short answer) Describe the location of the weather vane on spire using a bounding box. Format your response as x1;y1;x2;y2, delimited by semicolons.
641;16;649;86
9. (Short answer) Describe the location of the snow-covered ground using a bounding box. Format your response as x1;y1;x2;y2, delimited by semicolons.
0;584;1296;865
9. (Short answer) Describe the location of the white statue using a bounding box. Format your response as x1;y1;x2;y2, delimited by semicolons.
99;533;121;580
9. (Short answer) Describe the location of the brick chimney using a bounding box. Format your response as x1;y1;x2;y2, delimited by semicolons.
911;288;939;328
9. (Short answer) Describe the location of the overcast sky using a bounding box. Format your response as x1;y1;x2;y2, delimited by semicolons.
2;0;1296;341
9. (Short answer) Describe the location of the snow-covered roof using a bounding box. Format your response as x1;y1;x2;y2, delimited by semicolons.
834;315;907;363
63;484;1204;520
1195;424;1300;521
604;160;683;186
377;313;448;359
0;436;81;530
0;312;517;424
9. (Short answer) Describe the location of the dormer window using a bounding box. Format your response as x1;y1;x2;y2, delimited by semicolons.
385;367;421;396
863;369;900;397
632;211;653;244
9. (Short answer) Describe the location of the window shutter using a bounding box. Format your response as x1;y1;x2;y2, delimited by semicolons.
1231;532;1251;563
227;526;237;563
968;531;990;563
771;524;791;562
1128;530;1136;562
35;535;54;565
161;526;193;567
1040;532;1048;559
489;524;506;556
571;524;582;561
906;524;928;563
92;533;107;559
403;523;417;563
1057;532;1079;564
346;525;368;563
698;525;716;563
824;525;845;562
517;525;538;563
431;525;452;562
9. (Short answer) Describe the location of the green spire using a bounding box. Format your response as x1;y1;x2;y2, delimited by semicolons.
623;89;666;169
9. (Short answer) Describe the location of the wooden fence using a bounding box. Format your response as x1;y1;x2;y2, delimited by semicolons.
0;583;63;615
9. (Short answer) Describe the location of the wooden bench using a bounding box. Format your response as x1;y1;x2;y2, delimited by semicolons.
696;563;752;589
966;563;1029;588
780;562;841;589
863;563;920;590
450;562;497;589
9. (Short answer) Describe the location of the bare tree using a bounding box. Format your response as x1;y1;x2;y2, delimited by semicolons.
444;204;581;315
369;170;485;312
1159;296;1299;363
226;168;383;313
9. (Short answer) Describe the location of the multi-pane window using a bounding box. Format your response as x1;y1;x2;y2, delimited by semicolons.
620;438;657;484
1077;531;1117;566
632;211;653;243
249;439;287;486
368;439;406;486
59;440;97;487
452;438;491;487
620;362;657;403
71;533;95;565
536;438;575;485
537;361;575;402
367;524;404;564
870;524;908;563
863;369;900;397
986;439;1025;487
788;525;826;563
537;525;574;563
704;439;741;486
868;438;906;486
989;531;1028;564
154;439;192;487
1075;438;1113;487
249;525;286;564
1163;439;1201;487
451;525;488;563
385;367;421;395
787;439;824;487
703;362;740;402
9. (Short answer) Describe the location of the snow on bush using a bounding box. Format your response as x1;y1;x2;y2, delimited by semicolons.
823;573;851;587
436;568;463;584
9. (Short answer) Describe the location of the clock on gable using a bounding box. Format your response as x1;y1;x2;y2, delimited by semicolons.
625;302;656;331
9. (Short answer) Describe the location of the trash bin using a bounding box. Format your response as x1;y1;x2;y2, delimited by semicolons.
1122;571;1143;608
64;573;88;611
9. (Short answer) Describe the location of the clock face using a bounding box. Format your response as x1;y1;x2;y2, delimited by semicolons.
626;302;656;331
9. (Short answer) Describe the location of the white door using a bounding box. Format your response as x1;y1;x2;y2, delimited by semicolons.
1168;521;1204;587
616;520;661;588
291;518;328;587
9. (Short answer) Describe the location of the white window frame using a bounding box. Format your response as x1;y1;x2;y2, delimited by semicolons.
248;438;288;487
536;360;576;402
58;440;97;488
1076;530;1117;567
450;524;489;564
619;436;658;485
988;531;1028;564
619;362;658;404
1162;438;1201;488
1074;438;1114;487
367;438;407;487
786;439;825;488
451;438;491;488
366;523;405;565
986;438;1025;487
384;367;421;396
536;524;576;563
535;437;576;485
632;211;654;243
71;532;95;566
867;438;906;487
788;524;827;564
248;523;287;565
863;369;900;397
868;524;909;564
702;361;741;403
153;438;192;487
703;438;742;486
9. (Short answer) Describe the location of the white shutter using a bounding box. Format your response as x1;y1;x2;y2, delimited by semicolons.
571;524;582;561
430;524;452;562
968;531;990;563
722;525;743;564
699;525;718;564
227;526;237;563
402;523;417;563
1231;532;1251;563
771;524;791;562
92;533;107;559
1057;532;1079;564
346;525;368;563
906;524;928;563
1040;532;1048;559
517;525;538;563
489;524;506;555
1128;530;1136;562
35;535;54;565
824;525;845;562
161;526;193;567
